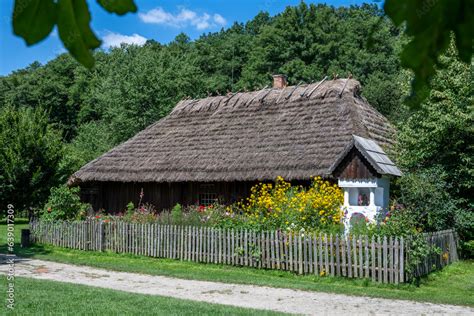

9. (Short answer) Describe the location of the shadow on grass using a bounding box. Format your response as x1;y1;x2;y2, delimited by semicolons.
0;243;52;259
0;218;29;225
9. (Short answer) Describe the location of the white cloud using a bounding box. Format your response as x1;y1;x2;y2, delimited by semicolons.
139;7;227;30
139;7;173;24
55;46;67;55
102;32;147;48
213;14;227;26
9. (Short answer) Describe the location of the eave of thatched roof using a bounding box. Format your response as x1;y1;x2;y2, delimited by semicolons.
70;79;396;185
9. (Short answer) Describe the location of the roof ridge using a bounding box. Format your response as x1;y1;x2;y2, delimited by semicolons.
170;78;362;116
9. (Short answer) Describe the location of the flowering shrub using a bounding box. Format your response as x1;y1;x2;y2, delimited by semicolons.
239;176;344;232
41;185;90;221
125;202;157;223
198;204;250;229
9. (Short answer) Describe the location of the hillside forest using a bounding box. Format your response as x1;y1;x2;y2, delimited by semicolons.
0;4;472;242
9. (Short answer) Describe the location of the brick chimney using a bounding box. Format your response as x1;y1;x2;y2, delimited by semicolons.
272;74;287;89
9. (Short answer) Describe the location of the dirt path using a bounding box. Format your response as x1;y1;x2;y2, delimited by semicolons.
1;256;473;315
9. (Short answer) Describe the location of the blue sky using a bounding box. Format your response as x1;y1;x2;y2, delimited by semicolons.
0;0;374;76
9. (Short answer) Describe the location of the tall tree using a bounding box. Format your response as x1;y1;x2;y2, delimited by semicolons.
0;106;64;214
239;3;402;116
396;46;473;238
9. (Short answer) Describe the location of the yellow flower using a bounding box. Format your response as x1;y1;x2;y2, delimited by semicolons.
238;176;343;230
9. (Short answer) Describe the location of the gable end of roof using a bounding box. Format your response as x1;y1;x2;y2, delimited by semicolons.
329;135;402;177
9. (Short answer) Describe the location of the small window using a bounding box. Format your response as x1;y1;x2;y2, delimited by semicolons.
199;184;217;206
80;187;99;212
357;188;370;206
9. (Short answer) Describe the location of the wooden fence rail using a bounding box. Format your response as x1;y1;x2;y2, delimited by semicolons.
29;221;458;284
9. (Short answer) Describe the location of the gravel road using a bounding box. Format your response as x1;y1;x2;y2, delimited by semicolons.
1;256;473;315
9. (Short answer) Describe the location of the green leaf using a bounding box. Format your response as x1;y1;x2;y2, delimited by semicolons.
57;0;101;68
97;0;137;15
384;0;474;108
12;0;57;45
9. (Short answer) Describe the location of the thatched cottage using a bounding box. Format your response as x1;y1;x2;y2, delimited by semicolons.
69;76;401;218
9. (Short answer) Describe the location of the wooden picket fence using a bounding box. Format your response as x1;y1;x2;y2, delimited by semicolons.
29;220;458;284
412;229;459;277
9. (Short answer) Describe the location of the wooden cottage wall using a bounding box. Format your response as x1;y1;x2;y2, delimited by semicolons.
79;179;317;213
80;181;257;213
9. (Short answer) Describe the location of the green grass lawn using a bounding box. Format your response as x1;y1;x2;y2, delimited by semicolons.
0;277;283;315
0;221;28;249
2;222;473;307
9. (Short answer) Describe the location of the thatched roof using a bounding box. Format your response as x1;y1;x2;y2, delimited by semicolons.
70;79;396;184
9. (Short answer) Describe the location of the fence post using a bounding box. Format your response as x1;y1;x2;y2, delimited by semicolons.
99;221;105;252
400;237;404;283
298;233;303;275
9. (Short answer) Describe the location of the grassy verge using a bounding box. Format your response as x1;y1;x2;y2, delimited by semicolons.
0;277;282;315
1;223;473;307
0;222;28;247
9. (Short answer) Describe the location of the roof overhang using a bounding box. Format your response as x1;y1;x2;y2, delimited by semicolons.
328;135;402;178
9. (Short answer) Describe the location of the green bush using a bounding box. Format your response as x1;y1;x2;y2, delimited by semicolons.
461;240;474;259
41;186;90;221
171;204;183;225
348;206;435;280
0;106;64;216
396;168;473;241
396;168;457;231
126;202;135;218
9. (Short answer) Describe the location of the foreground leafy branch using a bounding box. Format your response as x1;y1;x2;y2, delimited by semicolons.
384;0;473;107
12;0;137;68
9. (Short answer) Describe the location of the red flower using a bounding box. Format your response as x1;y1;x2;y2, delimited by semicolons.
95;215;101;219
198;205;205;212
